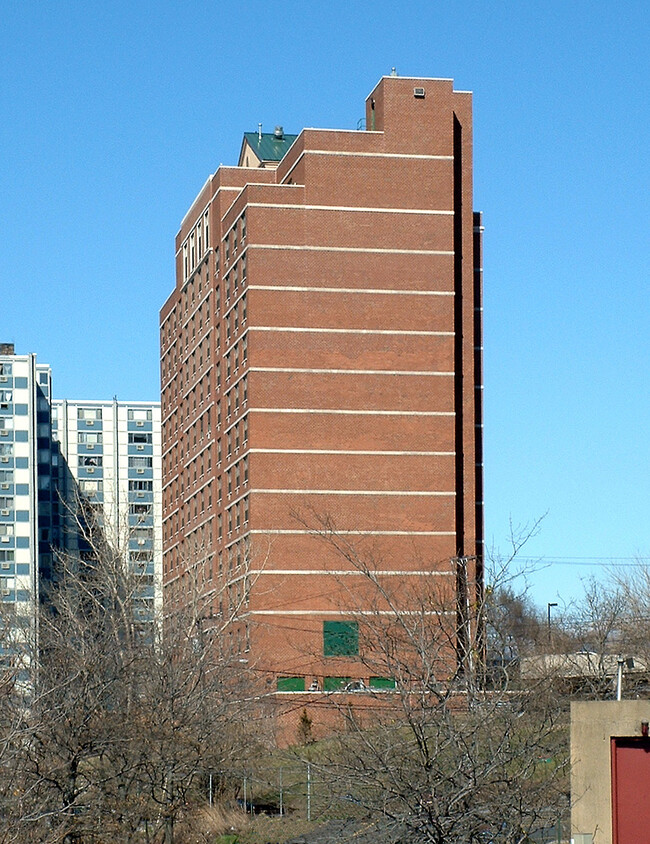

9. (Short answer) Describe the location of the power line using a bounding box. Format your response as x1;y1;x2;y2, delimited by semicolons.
504;556;649;568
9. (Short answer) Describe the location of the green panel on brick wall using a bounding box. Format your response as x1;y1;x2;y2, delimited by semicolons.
369;676;397;689
277;676;305;692
323;676;351;692
323;620;359;657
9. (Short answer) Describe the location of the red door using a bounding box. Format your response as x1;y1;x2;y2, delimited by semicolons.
611;737;650;843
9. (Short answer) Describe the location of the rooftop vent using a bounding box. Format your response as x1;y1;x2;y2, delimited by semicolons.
274;125;284;139
414;87;426;99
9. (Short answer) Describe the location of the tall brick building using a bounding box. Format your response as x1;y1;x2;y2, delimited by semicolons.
160;75;483;696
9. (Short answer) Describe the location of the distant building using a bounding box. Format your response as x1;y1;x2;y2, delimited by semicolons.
160;75;484;695
0;345;52;633
51;399;163;623
0;344;162;650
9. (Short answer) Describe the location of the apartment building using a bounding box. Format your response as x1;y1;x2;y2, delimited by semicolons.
0;344;162;644
51;399;163;622
160;75;483;694
0;345;52;631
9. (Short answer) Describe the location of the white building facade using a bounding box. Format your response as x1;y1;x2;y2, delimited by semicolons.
0;346;53;639
0;344;162;639
51;399;163;623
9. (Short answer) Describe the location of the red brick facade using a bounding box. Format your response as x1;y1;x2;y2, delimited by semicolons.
160;76;483;711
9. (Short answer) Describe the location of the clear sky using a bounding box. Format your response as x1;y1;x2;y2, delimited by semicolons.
1;1;648;609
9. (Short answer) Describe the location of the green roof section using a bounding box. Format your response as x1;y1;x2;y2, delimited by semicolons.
242;130;298;163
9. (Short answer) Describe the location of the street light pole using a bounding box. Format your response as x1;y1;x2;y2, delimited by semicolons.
547;602;558;646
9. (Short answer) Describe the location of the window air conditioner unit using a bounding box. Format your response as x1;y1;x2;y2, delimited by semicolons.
137;539;146;545
0;431;7;437
1;563;9;570
1;458;8;463
86;467;95;474
0;537;8;543
0;483;8;490
136;492;144;498
86;420;94;426
0;510;9;516
136;420;144;427
137;468;145;474
137;444;144;451
2;590;10;597
87;443;95;450
0;377;6;383
414;87;426;98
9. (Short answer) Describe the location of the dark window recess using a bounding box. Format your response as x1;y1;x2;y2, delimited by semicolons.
323;621;359;657
129;432;152;444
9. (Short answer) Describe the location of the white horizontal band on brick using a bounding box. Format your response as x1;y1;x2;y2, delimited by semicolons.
249;367;453;377
248;568;454;575
304;149;454;161
247;609;454;616
249;449;454;456
280;147;453;183
250;326;454;337
245;202;453;216
247;529;455;537
249;285;453;297
250;244;453;256
252;408;454;417
250;489;455;497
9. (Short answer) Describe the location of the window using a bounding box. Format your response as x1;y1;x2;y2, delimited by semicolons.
129;480;153;492
128;456;153;468
0;364;12;376
130;503;152;517
323;621;359;657
79;455;102;467
128;432;152;444
77;407;102;420
79;479;102;494
128;408;152;421
78;432;102;444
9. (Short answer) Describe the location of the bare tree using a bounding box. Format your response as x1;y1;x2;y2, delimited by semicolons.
0;495;270;844
286;521;569;844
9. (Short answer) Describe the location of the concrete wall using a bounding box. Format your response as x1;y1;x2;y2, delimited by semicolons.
571;700;650;843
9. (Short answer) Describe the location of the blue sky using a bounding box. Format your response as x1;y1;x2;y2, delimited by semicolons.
1;1;648;608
